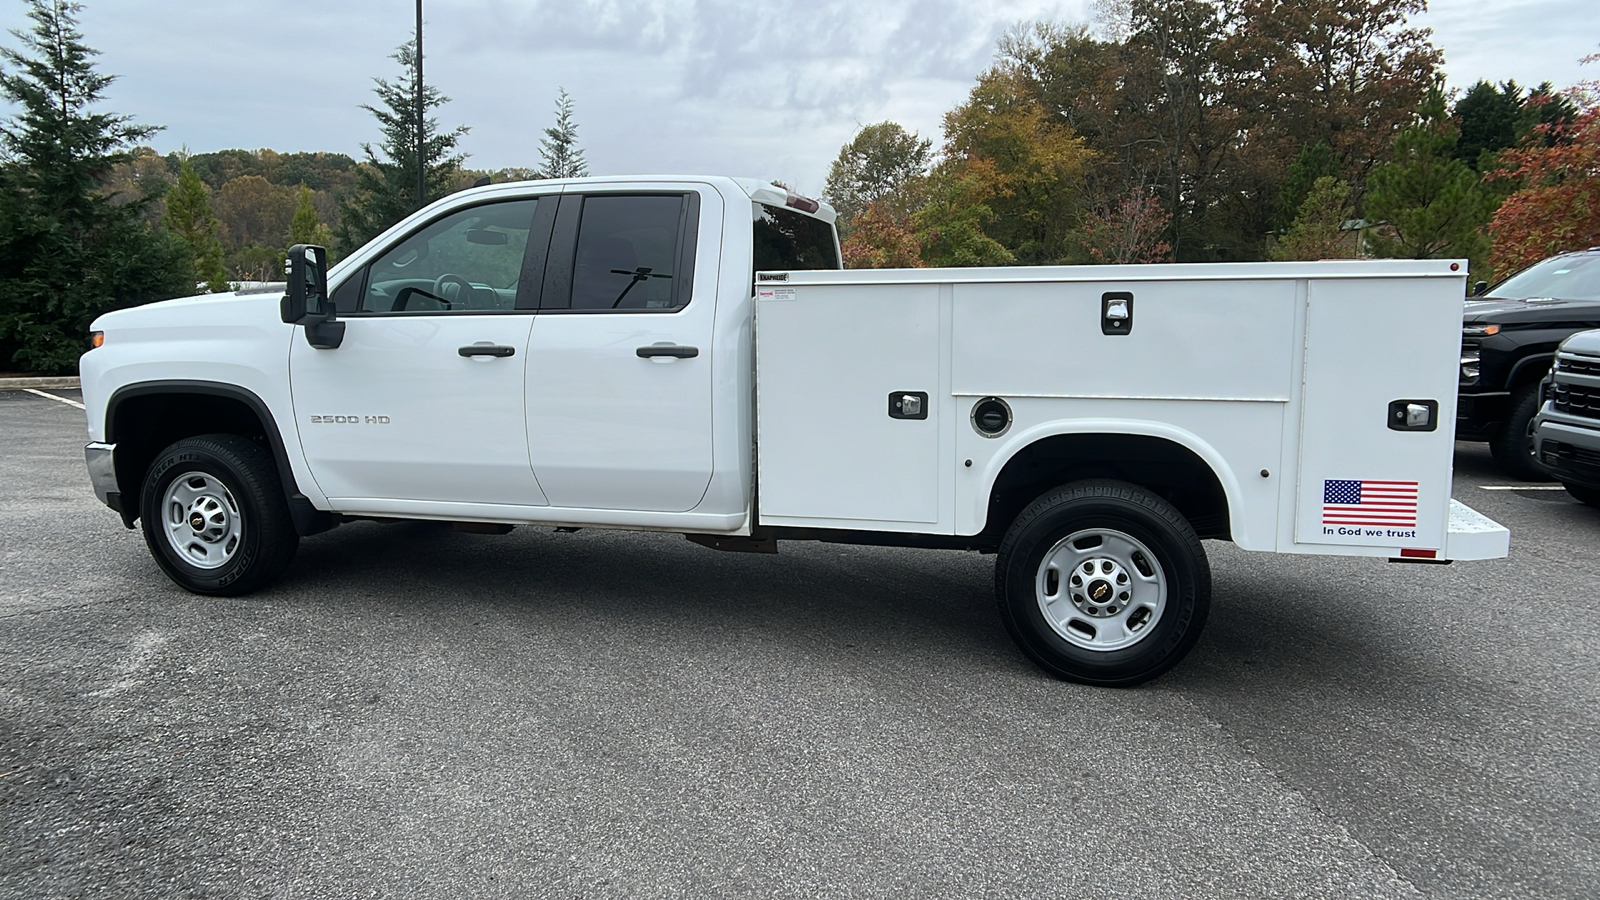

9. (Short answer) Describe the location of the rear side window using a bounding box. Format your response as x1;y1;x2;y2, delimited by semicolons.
567;195;690;311
752;203;840;286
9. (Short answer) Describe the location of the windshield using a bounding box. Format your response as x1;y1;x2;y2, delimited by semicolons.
752;203;839;286
1488;254;1600;302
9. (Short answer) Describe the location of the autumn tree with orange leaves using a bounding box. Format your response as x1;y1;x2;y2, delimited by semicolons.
1487;60;1600;275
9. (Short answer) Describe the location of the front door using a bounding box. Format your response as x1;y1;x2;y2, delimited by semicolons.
289;196;551;508
524;188;721;512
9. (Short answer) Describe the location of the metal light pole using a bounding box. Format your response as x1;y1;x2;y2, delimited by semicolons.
415;0;426;209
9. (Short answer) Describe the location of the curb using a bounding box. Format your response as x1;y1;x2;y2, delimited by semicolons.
0;376;81;391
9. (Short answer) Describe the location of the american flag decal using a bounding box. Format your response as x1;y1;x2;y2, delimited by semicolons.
1323;479;1419;527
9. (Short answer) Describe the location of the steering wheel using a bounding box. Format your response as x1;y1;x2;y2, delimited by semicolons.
432;273;475;308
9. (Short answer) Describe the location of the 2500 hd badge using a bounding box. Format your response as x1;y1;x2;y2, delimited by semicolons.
309;415;389;424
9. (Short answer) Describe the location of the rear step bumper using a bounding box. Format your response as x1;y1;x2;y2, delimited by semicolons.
1445;499;1511;560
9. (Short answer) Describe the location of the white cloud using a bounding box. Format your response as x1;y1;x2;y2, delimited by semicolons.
9;0;1585;198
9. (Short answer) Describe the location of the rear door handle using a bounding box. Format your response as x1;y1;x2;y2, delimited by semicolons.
459;344;516;358
636;344;699;359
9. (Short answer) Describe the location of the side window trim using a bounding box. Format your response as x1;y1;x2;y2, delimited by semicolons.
539;191;700;314
539;193;583;311
513;195;561;311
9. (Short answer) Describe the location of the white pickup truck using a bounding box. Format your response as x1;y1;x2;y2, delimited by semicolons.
80;175;1510;685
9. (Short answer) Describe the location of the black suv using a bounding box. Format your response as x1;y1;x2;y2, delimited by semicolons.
1459;248;1600;479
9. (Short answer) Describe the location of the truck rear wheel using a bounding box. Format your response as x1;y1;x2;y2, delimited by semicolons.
139;435;299;596
995;480;1210;687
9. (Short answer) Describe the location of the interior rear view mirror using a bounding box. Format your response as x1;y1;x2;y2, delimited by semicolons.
467;229;508;245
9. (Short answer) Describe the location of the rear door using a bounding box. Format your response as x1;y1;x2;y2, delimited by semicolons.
523;185;722;512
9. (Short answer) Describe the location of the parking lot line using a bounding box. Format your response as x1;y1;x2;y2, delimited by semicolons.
1477;485;1567;491
24;388;85;410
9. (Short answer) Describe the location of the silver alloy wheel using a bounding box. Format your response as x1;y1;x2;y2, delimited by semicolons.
1035;528;1168;651
162;471;242;570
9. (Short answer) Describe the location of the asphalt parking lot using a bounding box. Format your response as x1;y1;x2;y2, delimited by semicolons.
2;388;1597;899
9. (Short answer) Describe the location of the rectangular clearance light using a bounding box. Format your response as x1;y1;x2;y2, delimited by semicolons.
1398;548;1438;559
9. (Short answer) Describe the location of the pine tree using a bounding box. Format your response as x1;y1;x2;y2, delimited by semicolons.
335;39;468;252
0;0;191;372
289;183;332;248
1365;84;1494;276
165;158;229;292
537;88;587;179
1270;176;1357;261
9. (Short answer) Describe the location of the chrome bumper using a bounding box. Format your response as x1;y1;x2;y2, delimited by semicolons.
85;441;120;510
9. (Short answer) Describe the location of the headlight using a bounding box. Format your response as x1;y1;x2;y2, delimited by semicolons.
1462;323;1500;337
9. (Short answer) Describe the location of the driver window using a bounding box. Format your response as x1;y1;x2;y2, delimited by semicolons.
355;198;539;314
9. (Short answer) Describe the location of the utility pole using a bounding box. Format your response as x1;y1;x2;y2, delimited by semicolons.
415;0;426;209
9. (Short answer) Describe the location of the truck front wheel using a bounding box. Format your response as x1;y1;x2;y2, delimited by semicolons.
1489;382;1549;481
139;435;299;596
995;480;1210;687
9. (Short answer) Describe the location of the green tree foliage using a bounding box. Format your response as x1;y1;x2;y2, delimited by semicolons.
1365;85;1493;272
911;159;1016;267
1454;80;1528;170
941;70;1095;263
537;88;587;179
164;159;229;292
0;0;190;373
289;183;332;248
336;39;468;252
823;122;932;236
1275;142;1338;230
1270;176;1357;260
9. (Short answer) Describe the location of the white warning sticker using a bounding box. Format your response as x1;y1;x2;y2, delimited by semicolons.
758;286;796;302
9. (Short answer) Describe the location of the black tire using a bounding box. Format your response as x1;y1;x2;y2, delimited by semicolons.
995;480;1210;687
1489;382;1551;481
1564;482;1600;508
139;435;299;596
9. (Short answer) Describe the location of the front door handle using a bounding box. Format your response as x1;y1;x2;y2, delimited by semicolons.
636;344;699;359
459;344;516;358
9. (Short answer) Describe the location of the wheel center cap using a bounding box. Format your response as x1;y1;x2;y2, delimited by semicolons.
1087;579;1113;604
189;512;206;531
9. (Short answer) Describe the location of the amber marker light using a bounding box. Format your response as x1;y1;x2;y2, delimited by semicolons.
90;331;104;348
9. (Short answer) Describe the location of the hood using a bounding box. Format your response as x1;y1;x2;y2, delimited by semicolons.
91;285;285;331
1560;328;1600;357
1463;295;1600;325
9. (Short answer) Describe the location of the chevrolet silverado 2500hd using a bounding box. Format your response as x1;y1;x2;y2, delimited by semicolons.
79;175;1510;686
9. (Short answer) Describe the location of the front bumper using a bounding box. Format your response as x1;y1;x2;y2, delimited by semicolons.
1533;416;1600;491
84;442;123;513
1455;390;1510;439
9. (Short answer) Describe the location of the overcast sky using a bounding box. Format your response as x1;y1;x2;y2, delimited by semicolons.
1;0;1595;196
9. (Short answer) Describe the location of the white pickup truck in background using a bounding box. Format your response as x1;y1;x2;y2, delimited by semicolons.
79;175;1510;685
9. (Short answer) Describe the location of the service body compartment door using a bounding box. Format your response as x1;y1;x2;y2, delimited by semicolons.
1293;278;1462;551
756;282;948;531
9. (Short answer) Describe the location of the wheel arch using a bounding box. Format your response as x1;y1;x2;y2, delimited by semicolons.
977;420;1243;544
106;380;333;535
1506;351;1556;391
